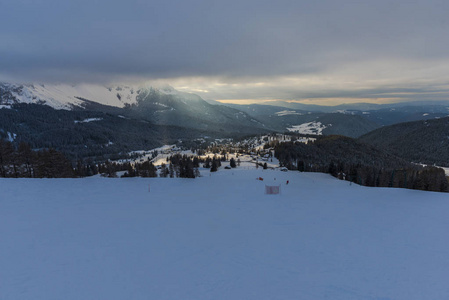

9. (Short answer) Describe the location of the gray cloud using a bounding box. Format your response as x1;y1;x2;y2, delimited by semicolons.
1;0;449;103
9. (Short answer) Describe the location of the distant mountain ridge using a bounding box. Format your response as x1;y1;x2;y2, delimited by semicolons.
0;82;191;109
0;82;387;137
0;82;269;134
223;103;381;138
127;86;267;133
240;100;449;114
223;100;449;129
0;83;274;160
2;81;449;162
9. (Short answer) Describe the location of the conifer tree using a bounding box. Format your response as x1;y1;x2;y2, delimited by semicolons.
210;159;218;172
160;163;169;177
230;158;236;168
169;163;175;178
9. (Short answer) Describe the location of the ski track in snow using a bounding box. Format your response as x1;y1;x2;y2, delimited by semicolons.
1;169;449;300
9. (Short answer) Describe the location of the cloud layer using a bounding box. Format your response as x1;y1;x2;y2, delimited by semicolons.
1;0;449;103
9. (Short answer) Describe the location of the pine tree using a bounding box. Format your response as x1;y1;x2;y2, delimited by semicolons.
210;159;218;172
328;161;337;176
169;163;175;178
160;163;169;177
17;142;33;177
230;157;236;168
193;157;199;168
204;157;211;168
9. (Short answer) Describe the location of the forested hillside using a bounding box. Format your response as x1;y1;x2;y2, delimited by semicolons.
0;140;74;178
274;135;448;192
0;104;206;160
359;117;449;167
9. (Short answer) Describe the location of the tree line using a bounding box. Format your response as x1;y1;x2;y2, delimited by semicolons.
0;140;74;178
274;135;448;193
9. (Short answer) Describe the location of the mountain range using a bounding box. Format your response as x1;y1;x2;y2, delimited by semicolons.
1;82;449;165
0;83;268;134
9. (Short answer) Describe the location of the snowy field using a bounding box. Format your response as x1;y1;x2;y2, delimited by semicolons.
1;169;449;300
287;121;327;135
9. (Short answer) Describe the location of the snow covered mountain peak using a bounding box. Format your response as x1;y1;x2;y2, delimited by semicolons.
0;82;203;110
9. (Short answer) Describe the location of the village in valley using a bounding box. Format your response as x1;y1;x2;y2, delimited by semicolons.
103;133;315;179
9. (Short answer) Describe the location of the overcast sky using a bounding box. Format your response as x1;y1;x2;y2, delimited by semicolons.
1;0;449;104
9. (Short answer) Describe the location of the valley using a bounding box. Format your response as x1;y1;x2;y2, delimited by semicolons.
1;82;449;192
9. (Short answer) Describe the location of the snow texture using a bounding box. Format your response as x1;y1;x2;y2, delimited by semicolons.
287;121;327;135
74;118;103;124
6;132;17;142
3;83;200;110
1;169;449;300
275;110;304;116
8;84;137;109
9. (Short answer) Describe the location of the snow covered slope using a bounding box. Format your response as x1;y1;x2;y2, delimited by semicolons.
287;121;328;135
1;169;449;300
0;82;198;110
